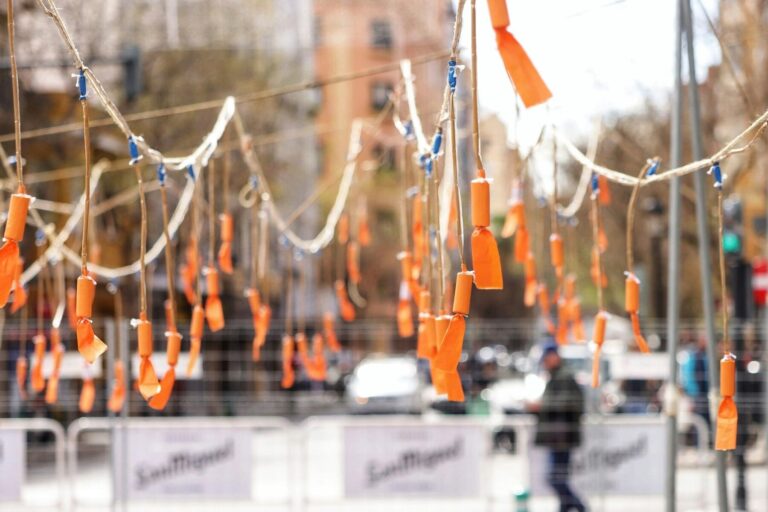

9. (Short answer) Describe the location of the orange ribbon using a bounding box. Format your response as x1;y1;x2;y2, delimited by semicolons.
204;266;225;331
186;304;204;376
16;356;27;399
323;312;341;353
75;274;107;363
107;360;127;413
397;281;414;338
0;189;31;307
433;270;473;402
487;0;551;108
470;173;503;289
591;311;608;388
217;213;234;274
715;354;738;451
149;330;182;410
135;312;160;400
334;280;355;322
346;241;361;285
281;334;295;389
31;334;46;393
79;377;95;413
625;272;650;353
10;257;26;313
45;329;63;405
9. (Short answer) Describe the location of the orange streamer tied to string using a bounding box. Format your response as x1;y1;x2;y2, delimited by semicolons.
523;252;537;307
218;213;234;274
281;334;295;389
625;273;649;353
66;287;77;328
397;280;414;338
30;333;46;393
10;257;26;313
204;267;225;331
186;304;204;376
335;279;355;322
323;312;341;353
180;236;200;305
75;274;107;363
107;360;126;413
434;269;473;402
45;328;64;405
16;355;27;399
135;312;160;400
487;0;551;108
0;189;31;307
716;354;737;450
470;172;503;289
78;372;95;414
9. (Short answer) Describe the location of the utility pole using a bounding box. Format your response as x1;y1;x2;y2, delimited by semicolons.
665;1;683;510
681;0;729;510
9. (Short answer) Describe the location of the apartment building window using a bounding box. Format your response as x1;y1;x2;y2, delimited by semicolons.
371;19;392;49
370;81;393;111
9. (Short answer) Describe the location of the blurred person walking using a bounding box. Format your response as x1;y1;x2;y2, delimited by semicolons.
530;341;586;512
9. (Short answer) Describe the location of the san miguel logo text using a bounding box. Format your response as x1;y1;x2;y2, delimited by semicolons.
135;440;234;490
367;438;463;487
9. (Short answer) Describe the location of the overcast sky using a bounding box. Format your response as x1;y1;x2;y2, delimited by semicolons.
461;0;722;149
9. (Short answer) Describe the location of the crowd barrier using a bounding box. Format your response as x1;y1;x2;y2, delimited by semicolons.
0;413;724;511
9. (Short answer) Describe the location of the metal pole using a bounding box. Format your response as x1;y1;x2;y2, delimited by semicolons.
665;2;684;510
681;1;730;510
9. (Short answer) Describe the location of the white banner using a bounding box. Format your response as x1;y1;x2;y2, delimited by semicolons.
0;429;25;501
529;419;667;496
119;426;251;499
343;424;485;498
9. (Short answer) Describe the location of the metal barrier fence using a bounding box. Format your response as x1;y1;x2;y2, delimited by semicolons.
66;416;295;511
0;418;66;510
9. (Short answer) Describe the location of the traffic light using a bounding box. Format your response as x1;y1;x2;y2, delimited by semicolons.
722;195;743;256
122;45;142;103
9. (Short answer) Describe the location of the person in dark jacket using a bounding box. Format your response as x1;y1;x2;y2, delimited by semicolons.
532;341;586;512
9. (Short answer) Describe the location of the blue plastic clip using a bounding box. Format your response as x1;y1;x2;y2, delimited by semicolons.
77;68;87;100
156;163;166;185
647;159;659;176
186;164;196;181
591;173;600;196
128;137;141;165
448;60;457;92
425;158;433;176
708;162;723;189
249;175;260;189
35;228;45;245
403;120;414;140
431;131;443;157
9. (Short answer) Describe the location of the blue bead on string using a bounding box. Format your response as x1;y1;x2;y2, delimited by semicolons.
128;137;141;165
249;175;260;189
448;60;457;93
591;173;600;197
76;68;87;100
186;164;196;181
708;162;723;189
647;159;660;176
35;228;45;246
431;130;443;157
156;163;167;185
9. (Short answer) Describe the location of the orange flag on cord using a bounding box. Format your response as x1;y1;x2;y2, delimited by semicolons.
625;272;650;353
218;213;234;274
79;376;95;414
204;267;225;331
0;189;31;307
397;281;414;338
16;356;27;399
281;334;295;389
149;330;182;410
186;304;204;376
75;275;107;363
107;360;127;413
45;329;64;405
433;270;473;402
470;172;503;289
487;0;551;108
134;312;160;400
716;354;738;450
30;334;46;393
10;257;27;313
323;312;341;353
591;311;608;388
335;280;355;322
